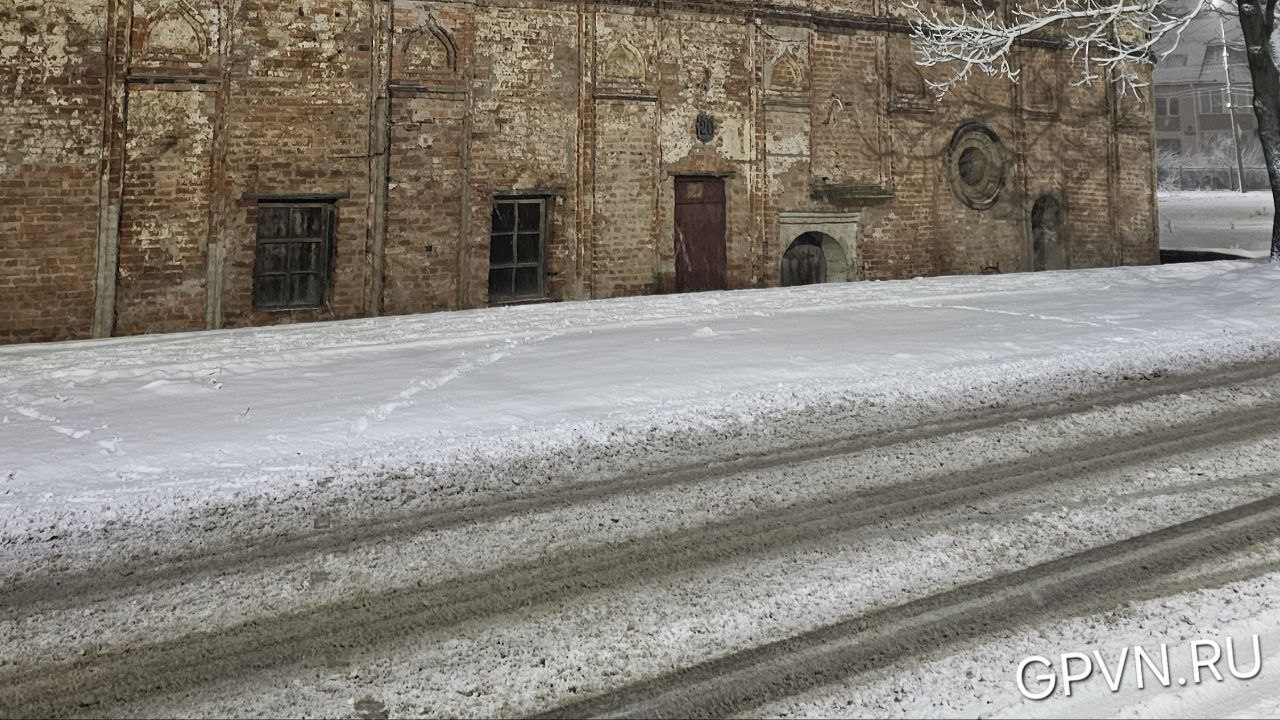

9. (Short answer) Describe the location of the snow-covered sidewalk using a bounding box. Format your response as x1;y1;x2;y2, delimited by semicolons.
3;261;1280;552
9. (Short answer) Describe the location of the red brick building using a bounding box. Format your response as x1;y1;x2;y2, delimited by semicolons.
1;1;1157;344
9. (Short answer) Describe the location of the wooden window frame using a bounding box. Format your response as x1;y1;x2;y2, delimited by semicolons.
252;201;335;311
488;196;549;304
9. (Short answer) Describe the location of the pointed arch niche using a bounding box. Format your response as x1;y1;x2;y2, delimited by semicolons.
603;39;648;83
398;13;460;77
136;0;210;66
767;48;808;95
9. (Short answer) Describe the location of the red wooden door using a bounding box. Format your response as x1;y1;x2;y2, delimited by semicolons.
674;177;727;292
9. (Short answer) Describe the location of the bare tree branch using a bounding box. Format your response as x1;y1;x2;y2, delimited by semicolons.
905;0;1205;97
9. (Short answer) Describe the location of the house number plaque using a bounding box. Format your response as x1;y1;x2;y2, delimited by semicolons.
695;113;716;143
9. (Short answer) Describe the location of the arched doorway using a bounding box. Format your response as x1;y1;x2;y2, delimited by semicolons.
1031;194;1066;271
780;232;843;286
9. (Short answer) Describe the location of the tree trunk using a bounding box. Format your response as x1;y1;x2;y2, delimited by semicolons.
1235;0;1280;261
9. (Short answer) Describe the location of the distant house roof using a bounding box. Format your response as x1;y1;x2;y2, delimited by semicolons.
1154;2;1253;86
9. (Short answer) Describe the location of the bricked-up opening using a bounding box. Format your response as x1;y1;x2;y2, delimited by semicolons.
252;203;335;310
489;197;548;303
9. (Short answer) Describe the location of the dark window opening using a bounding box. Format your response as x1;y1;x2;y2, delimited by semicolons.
489;197;547;303
253;203;333;310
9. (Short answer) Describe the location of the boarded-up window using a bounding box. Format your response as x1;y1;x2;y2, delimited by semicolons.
253;203;333;310
489;197;547;303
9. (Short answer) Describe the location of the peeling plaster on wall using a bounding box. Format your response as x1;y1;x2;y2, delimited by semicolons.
0;0;1157;344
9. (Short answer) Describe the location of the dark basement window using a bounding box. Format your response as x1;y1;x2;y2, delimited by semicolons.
253;202;334;310
489;197;548;303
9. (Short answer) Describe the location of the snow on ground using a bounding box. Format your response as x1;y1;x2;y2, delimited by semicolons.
110;432;1280;718
1158;190;1273;258
5;260;1280;719
3;261;1280;563
755;555;1280;719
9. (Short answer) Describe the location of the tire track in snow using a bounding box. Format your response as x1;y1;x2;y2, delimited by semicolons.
5;357;1280;615
1;400;1279;716
541;493;1280;719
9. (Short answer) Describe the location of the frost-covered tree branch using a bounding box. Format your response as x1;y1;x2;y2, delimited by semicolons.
905;0;1205;97
906;0;1280;261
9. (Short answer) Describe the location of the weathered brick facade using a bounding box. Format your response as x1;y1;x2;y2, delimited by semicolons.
0;0;1157;344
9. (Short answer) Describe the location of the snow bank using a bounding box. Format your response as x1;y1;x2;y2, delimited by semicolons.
3;261;1280;568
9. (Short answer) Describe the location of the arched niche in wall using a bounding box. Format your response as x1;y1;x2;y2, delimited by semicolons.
767;48;808;95
137;0;210;65
1030;193;1068;271
602;39;648;83
887;38;934;113
400;13;459;75
1115;83;1151;128
781;232;846;286
776;212;860;283
1020;54;1060;116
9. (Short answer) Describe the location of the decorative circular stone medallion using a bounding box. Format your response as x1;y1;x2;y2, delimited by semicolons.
947;124;1006;210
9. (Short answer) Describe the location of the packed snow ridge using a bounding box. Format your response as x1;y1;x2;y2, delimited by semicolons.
2;261;1280;572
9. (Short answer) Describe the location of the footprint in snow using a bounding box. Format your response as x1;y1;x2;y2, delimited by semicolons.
52;426;91;440
353;697;388;720
15;407;57;423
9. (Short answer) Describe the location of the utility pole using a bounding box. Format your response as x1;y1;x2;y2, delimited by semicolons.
1219;12;1249;192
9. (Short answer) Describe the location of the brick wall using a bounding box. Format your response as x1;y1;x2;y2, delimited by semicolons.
593;100;660;297
116;86;213;335
0;4;106;343
0;0;1158;344
216;0;376;329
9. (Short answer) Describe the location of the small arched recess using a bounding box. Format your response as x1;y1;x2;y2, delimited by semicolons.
776;212;860;285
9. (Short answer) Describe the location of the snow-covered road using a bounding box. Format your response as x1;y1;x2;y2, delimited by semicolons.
3;261;1280;717
1158;190;1273;258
